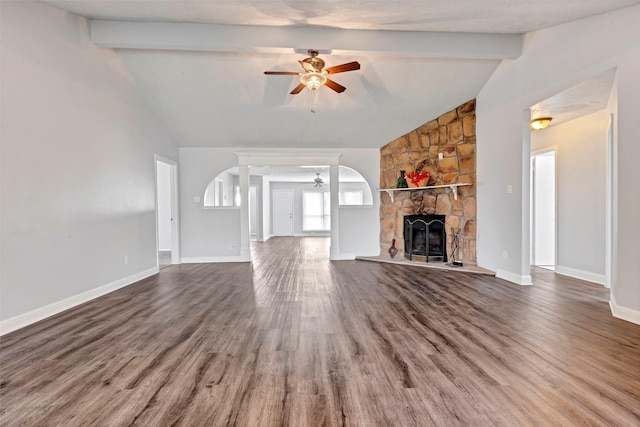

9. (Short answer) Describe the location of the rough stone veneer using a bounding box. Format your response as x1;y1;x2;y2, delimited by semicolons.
380;99;476;264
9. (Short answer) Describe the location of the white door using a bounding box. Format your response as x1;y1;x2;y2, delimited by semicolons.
273;189;294;236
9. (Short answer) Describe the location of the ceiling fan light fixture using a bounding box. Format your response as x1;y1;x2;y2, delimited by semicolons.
313;173;324;187
300;72;327;91
531;117;552;130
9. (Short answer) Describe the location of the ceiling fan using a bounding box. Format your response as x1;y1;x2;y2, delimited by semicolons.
313;173;324;188
264;49;360;95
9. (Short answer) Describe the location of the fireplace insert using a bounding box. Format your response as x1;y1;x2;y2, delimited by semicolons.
403;214;447;262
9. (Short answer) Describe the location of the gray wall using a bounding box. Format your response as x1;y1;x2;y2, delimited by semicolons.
1;2;178;325
477;4;640;319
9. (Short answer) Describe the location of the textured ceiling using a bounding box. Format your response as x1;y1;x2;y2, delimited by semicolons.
530;69;616;128
40;0;637;148
42;1;640;33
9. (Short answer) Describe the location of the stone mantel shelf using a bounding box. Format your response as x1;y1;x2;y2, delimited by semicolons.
376;183;472;202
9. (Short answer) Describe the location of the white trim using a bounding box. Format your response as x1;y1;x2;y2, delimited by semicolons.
604;112;614;289
0;267;159;336
236;151;342;166
154;155;181;266
331;252;356;261
257;234;273;242
203;206;240;210
610;294;640;326
555;265;606;286
530;146;558;269
294;232;331;237
181;256;250;263
496;269;533;286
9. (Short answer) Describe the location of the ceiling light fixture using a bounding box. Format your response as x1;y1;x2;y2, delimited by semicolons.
300;72;327;91
313;173;324;188
531;117;552;130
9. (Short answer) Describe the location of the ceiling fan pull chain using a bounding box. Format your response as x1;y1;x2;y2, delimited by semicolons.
311;89;318;113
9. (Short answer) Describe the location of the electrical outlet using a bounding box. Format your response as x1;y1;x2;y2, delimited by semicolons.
502;251;508;260
507;184;513;194
438;153;444;160
124;255;129;265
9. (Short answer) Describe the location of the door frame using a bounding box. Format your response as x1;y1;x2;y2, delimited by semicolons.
530;147;557;268
154;155;181;266
236;152;344;261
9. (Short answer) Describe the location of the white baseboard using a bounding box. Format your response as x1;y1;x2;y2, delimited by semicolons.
555;265;605;285
293;232;331;237
257;234;273;242
0;266;159;336
331;253;356;261
496;269;533;286
181;256;250;263
610;294;640;326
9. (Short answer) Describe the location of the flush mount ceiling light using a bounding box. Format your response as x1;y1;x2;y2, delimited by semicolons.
531;117;552;130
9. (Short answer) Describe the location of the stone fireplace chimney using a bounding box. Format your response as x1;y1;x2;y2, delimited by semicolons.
379;99;477;265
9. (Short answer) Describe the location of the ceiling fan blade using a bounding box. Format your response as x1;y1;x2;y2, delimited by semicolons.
325;78;346;93
324;61;360;74
264;71;301;75
290;83;306;94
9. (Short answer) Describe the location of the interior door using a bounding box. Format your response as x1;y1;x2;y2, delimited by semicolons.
273;189;294;236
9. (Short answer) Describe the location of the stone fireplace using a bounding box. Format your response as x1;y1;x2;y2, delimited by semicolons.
404;214;447;262
379;99;477;265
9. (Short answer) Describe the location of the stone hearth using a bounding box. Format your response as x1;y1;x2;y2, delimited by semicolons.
380;99;476;265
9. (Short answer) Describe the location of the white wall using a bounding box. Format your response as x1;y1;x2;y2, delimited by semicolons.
262;178;272;240
0;2;178;329
249;175;264;240
179;148;242;261
476;5;640;318
614;53;640;319
156;161;173;251
532;112;608;283
338;181;374;205
179;147;380;260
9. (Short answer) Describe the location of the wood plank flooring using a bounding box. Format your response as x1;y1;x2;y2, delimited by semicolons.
1;237;639;426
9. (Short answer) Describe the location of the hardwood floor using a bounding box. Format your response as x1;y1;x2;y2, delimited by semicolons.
1;237;639;426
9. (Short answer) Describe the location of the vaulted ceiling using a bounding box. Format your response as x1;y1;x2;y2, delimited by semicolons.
42;0;639;148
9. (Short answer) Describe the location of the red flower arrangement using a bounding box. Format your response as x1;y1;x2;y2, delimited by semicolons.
406;170;430;186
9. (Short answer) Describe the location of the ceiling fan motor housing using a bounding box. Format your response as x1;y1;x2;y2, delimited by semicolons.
301;56;325;73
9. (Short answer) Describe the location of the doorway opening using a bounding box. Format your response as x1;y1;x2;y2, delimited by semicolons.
530;149;556;270
155;156;180;269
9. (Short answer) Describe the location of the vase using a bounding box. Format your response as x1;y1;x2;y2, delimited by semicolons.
388;239;399;258
396;170;408;188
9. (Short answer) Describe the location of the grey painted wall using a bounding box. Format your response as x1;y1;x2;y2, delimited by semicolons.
1;2;178;323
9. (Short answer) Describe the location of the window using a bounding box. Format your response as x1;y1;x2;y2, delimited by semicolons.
302;191;330;231
339;190;363;205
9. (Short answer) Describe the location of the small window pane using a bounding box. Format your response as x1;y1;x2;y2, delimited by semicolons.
303;191;330;231
339;190;363;205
